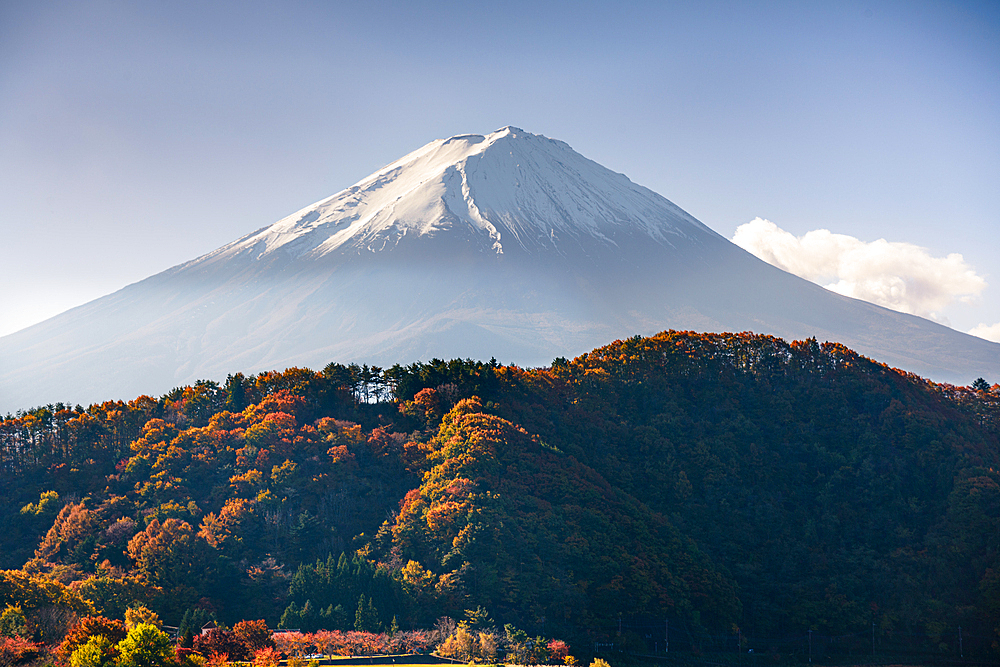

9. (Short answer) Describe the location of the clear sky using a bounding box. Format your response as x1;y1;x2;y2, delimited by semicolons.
2;0;998;340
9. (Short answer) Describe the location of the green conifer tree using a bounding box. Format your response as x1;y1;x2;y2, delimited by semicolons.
354;594;380;633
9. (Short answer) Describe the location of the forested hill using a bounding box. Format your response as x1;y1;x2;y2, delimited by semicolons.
1;331;998;658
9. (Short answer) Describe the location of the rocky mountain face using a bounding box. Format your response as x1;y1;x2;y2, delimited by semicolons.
2;127;997;411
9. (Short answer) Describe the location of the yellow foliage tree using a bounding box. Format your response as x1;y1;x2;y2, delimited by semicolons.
125;606;161;630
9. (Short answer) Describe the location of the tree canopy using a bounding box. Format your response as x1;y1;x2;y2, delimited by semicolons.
0;331;997;659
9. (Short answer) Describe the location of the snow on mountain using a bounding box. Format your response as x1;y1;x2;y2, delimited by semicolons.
206;126;711;265
2;127;998;412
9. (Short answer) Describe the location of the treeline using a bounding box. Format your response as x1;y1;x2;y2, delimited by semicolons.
0;330;998;661
0;359;507;474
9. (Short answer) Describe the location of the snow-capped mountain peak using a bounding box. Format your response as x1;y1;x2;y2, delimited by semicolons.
210;127;716;264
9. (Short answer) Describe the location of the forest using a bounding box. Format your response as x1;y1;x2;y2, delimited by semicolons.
1;331;998;665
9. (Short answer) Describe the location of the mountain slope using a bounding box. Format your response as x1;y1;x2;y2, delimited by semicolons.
387;396;741;629
489;331;1000;639
2;127;997;412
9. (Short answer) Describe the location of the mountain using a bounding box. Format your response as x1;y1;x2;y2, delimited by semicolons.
2;126;997;411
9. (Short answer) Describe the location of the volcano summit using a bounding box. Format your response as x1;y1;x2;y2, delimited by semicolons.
2;127;997;410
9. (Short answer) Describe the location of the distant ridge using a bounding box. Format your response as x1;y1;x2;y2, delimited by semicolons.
2;127;997;411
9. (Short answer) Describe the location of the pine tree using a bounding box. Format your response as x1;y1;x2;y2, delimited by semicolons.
354;594;380;633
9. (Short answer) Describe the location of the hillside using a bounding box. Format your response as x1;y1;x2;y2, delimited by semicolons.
1;331;997;660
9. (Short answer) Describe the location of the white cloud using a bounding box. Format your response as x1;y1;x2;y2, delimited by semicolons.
731;218;987;322
969;322;1000;343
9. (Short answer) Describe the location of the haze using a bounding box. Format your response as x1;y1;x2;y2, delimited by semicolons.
1;1;998;342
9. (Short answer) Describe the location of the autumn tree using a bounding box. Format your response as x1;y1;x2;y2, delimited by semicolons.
115;624;173;667
124;606;160;630
59;616;126;661
231;620;273;659
69;635;116;667
126;519;207;613
198;499;262;561
193;628;240;660
0;607;26;639
0;636;41;667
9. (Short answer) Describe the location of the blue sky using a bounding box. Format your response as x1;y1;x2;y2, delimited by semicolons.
2;0;998;340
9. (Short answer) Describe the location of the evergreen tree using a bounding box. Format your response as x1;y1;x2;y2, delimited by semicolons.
354;594;380;633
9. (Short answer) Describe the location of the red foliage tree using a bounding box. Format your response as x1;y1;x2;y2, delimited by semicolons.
58;616;127;660
547;639;570;662
232;620;273;659
0;636;42;667
193;628;242;660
